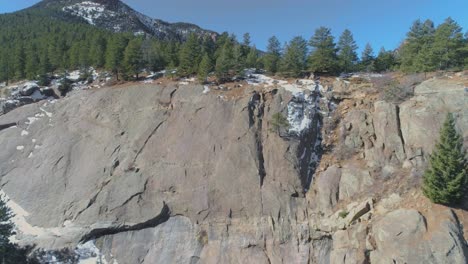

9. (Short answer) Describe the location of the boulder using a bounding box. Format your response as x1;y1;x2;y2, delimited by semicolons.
339;165;373;200
315;165;342;215
19;82;39;96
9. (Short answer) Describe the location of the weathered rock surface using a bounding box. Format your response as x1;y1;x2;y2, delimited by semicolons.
0;76;467;263
370;209;468;263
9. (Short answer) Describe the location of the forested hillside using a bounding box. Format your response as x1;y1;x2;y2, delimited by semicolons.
0;5;467;85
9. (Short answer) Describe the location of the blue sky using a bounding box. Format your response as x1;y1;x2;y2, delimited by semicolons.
2;0;467;54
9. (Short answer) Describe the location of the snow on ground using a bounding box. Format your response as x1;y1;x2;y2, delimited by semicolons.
21;130;29;136
0;191;109;262
63;1;116;25
68;70;82;81
203;86;210;94
40;107;53;118
75;241;108;264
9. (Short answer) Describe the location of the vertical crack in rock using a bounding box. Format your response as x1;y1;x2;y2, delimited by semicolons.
80;202;171;243
133;119;166;163
248;92;267;187
395;105;406;155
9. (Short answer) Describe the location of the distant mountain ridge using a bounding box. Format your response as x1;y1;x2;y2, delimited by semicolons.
28;0;217;41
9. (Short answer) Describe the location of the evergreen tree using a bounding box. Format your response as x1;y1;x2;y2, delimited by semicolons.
308;27;339;74
0;50;12;85
105;35;128;80
422;113;467;205
360;43;375;72
374;47;396;72
178;33;201;76
0;195;32;263
432;17;464;70
280;36;308;77
147;42;167;72
399;19;436;72
241;33;252;58
264;36;282;74
90;35;107;68
13;44;26;80
0;195;14;255
337;29;358;73
25;44;39;79
198;53;213;82
123;38;143;80
215;39;235;81
246;46;259;68
233;43;245;73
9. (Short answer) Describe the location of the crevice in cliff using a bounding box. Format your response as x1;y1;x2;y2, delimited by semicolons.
74;178;112;220
80;202;171;243
395;105;406;156
287;86;324;192
133;119;166;163
248;92;266;187
110;178;149;212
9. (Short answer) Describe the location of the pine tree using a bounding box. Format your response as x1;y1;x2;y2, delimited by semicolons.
215;39;235;82
123;38;143;80
0;50;12;85
90;35;107;68
233;43;245;73
0;195;32;263
399;19;436;72
308;27;339;74
374;47;396;72
13;44;26;80
241;33;252;59
246;46;259;68
422;113;467;205
264;36;282;74
178;33;201;76
360;43;375;72
0;195;14;255
198;53;213;82
432;17;464;70
25;44;39;79
105;35;128;80
280;36;308;77
337;29;358;73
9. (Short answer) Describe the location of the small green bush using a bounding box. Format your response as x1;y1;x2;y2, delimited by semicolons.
270;112;290;133
339;210;349;218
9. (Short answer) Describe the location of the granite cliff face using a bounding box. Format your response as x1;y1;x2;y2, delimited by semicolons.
0;74;467;263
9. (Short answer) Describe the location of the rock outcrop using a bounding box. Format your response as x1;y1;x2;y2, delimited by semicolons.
0;75;467;263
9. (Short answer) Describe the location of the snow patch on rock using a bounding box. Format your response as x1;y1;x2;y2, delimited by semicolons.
63;1;116;25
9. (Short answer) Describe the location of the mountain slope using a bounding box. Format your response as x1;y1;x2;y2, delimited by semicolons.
28;0;217;41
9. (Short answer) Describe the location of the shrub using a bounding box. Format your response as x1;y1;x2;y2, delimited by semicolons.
270;112;290;133
422;113;467;205
339;210;349;218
